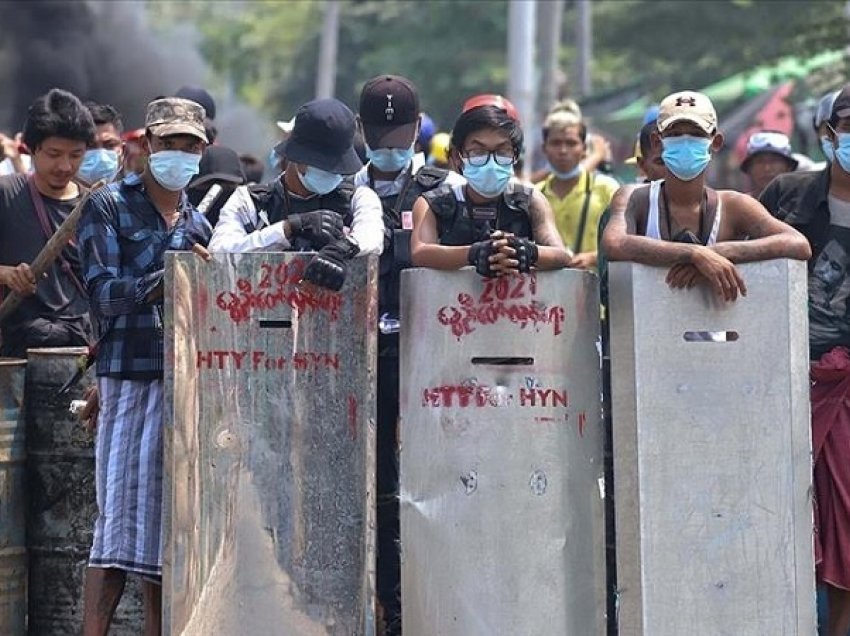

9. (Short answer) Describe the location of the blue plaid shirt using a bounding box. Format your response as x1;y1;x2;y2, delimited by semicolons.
77;173;211;380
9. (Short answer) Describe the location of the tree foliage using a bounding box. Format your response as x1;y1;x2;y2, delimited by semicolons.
160;0;850;132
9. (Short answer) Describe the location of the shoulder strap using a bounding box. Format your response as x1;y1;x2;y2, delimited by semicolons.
502;181;533;212
574;172;594;253
645;180;661;238
705;187;721;246
414;165;449;190
26;175;87;297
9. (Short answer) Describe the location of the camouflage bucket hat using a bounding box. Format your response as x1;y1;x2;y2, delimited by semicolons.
145;97;208;142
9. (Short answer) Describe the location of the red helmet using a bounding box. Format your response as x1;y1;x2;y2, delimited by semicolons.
462;94;520;123
122;128;145;142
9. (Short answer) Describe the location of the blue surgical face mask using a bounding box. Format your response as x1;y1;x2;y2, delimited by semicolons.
298;165;343;195
78;148;120;184
550;163;582;181
821;136;835;163
835;133;850;173
462;156;514;198
366;144;415;173
148;150;201;191
661;135;712;181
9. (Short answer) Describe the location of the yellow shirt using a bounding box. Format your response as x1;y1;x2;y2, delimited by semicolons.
536;170;619;253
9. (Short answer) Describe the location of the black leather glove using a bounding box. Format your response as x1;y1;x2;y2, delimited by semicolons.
507;236;539;273
303;238;360;291
467;240;497;278
287;210;345;247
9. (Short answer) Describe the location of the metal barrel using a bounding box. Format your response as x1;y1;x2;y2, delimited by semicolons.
24;347;143;635
0;358;27;635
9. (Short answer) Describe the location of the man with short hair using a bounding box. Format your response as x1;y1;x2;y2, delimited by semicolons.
354;74;462;635
625;121;667;184
740;130;798;197
0;88;96;356
536;111;619;269
759;83;850;636
78;101;125;186
601;90;811;300
78;96;212;636
209;98;383;291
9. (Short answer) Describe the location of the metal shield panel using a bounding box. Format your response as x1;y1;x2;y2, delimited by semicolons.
608;260;815;636
163;253;377;636
399;269;606;636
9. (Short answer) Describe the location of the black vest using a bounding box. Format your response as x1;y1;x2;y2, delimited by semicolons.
245;177;355;251
423;181;534;246
376;165;449;320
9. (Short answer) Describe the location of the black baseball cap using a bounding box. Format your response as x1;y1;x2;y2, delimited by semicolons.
359;75;419;149
831;84;850;124
188;145;246;189
274;98;362;175
175;85;216;121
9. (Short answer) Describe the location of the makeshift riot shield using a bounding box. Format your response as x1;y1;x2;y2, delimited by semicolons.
608;259;816;636
399;268;606;635
163;253;378;636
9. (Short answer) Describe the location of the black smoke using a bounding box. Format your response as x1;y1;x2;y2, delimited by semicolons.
0;0;208;133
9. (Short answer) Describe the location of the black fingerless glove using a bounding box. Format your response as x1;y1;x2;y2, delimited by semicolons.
288;210;345;247
303;238;360;291
467;240;497;278
507;237;539;273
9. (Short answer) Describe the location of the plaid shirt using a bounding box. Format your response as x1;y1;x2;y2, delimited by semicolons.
77;173;211;380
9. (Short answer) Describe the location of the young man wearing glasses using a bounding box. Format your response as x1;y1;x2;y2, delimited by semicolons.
410;97;570;275
740;130;798;198
601;90;810;302
760;83;850;636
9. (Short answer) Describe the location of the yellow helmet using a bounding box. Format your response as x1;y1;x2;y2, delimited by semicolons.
430;131;451;165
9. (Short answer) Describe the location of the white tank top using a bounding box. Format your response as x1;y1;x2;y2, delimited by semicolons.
646;179;722;245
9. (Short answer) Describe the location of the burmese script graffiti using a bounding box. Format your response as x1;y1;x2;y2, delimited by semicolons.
437;273;566;339
215;260;342;324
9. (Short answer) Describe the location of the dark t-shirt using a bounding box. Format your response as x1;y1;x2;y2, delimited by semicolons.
0;173;90;355
809;194;850;355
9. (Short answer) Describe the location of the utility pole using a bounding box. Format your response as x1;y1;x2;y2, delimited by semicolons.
575;0;592;97
507;0;537;179
316;0;340;99
538;0;565;115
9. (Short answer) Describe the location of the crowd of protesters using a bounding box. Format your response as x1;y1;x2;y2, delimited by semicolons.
0;76;847;636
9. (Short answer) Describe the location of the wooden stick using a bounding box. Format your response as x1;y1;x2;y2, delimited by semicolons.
0;179;107;323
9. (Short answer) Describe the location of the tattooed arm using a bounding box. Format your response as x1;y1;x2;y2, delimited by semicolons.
601;185;700;266
602;185;749;301
710;191;811;262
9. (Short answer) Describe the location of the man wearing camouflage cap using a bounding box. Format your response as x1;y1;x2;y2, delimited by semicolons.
77;97;213;635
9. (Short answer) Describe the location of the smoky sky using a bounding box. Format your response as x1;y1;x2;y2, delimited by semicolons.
0;0;209;132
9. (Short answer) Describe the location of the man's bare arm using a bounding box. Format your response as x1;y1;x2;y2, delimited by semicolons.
710;191;811;262
528;188;571;270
